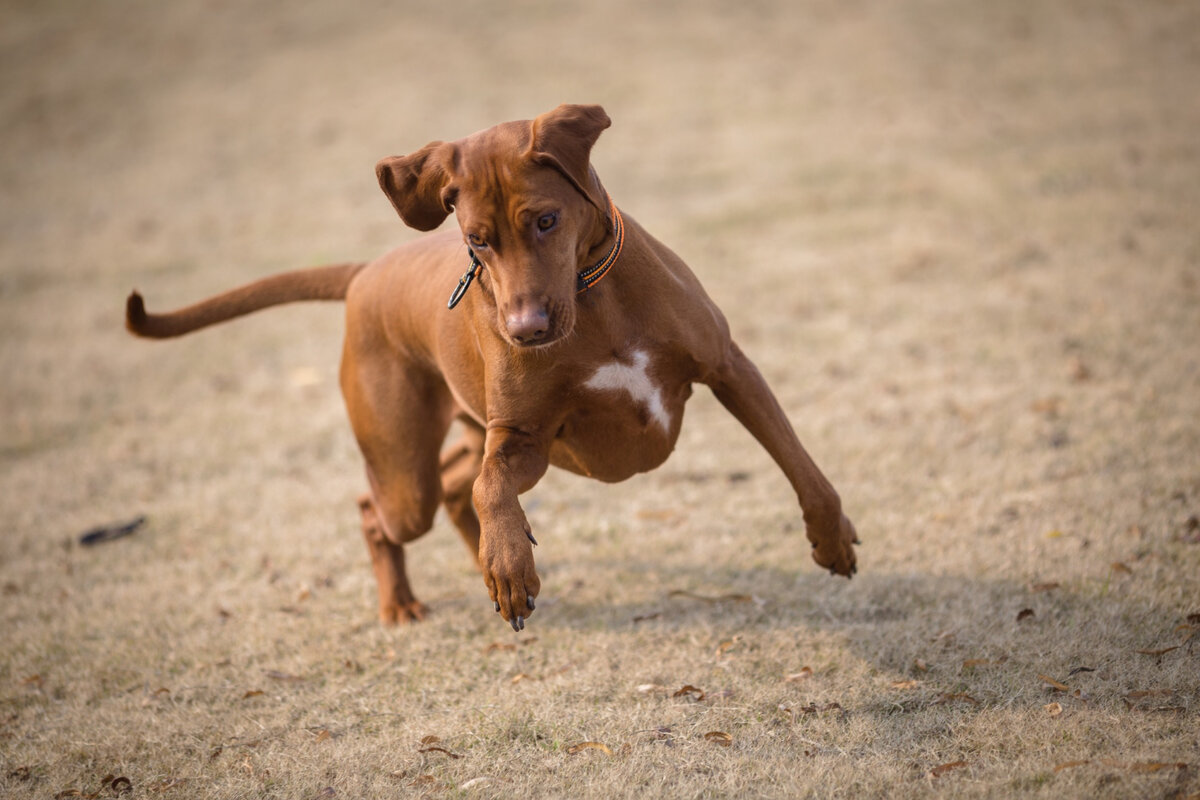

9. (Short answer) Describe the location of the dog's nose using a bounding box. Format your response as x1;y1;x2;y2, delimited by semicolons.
506;307;550;345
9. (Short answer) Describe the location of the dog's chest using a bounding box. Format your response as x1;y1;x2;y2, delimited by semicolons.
550;348;690;482
582;350;671;432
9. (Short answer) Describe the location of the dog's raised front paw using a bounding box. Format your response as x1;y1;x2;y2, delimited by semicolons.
479;521;541;631
809;513;859;578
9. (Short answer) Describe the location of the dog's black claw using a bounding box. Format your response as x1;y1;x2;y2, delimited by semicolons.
510;615;524;632
526;530;538;546
494;601;501;613
527;596;535;610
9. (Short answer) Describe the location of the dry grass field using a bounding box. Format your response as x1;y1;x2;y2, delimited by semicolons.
2;1;1198;797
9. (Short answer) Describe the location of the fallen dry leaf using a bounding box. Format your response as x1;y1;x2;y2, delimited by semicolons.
1030;582;1060;593
241;690;265;700
510;673;533;684
636;683;666;694
418;745;462;759
715;636;742;656
1053;760;1091;772
1038;674;1070;692
673;684;706;702
784;667;813;682
962;658;991;669
703;731;733;747
795;702;844;715
78;516;145;546
566;741;613;756
631;612;662;623
914;658;930;672
1017;608;1036;622
891;680;921;690
928;760;968;778
1135;646;1180;657
459;777;494;790
1045;702;1063;717
1110;562;1133;575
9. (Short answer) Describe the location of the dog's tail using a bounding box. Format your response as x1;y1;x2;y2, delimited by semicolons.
126;262;367;338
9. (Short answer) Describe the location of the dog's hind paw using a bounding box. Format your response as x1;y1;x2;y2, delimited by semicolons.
379;600;429;625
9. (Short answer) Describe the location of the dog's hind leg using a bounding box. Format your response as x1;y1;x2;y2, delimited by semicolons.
357;492;428;623
440;419;485;562
341;348;455;624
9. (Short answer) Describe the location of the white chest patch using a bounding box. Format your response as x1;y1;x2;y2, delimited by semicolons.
584;350;671;432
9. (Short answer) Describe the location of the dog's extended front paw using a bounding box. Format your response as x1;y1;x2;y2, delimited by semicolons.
809;513;859;578
479;521;541;632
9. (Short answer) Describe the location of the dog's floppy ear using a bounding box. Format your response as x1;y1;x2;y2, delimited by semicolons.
375;141;458;231
528;104;611;211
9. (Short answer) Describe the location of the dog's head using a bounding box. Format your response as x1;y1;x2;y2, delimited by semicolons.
376;104;614;348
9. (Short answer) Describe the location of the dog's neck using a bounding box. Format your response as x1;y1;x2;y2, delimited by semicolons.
576;195;624;293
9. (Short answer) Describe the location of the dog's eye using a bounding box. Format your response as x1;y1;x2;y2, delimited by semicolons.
536;213;557;233
467;233;487;249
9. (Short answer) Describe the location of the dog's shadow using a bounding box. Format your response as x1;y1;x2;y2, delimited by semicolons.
423;546;1194;699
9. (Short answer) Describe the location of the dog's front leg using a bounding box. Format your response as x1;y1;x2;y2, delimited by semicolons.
707;342;858;577
472;424;548;631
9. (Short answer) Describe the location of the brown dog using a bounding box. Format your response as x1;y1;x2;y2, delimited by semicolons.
126;104;858;631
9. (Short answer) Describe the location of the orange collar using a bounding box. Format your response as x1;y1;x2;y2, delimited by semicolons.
575;194;624;293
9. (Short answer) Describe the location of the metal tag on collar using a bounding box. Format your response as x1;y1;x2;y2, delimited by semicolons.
447;249;483;309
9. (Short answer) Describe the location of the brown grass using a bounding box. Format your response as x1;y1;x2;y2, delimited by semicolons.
2;1;1198;798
